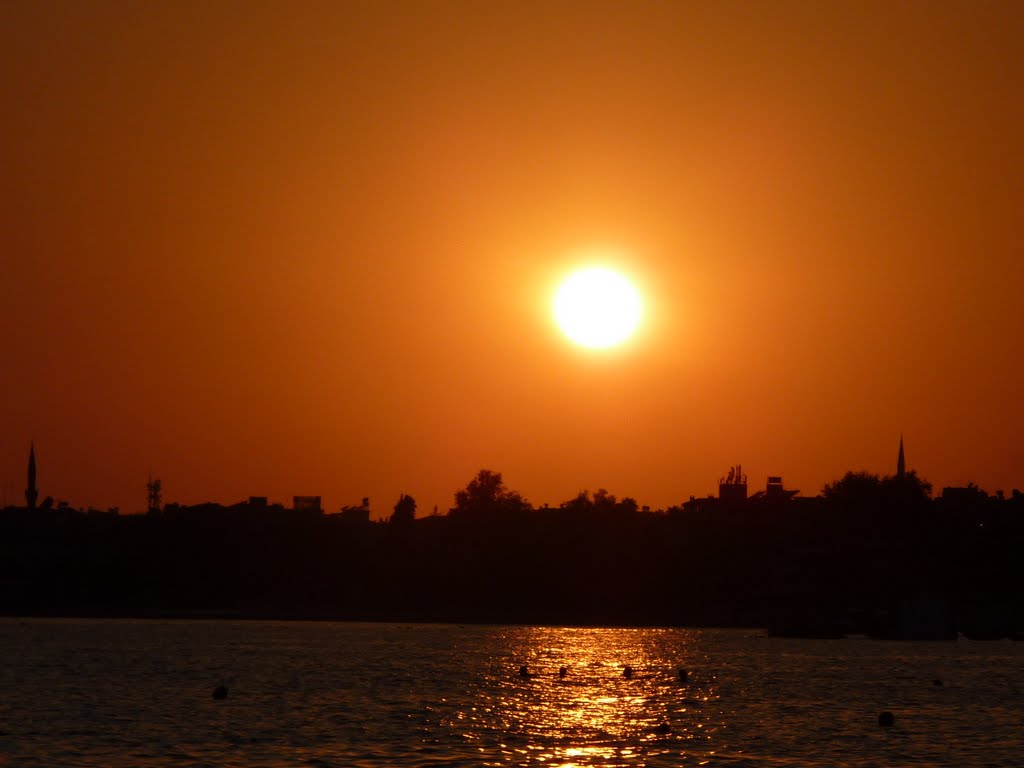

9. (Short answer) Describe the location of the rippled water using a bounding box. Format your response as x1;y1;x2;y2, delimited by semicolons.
0;619;1022;766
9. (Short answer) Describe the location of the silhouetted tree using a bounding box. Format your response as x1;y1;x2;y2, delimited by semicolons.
559;489;639;520
390;494;416;526
559;490;592;517
823;469;932;510
452;469;529;520
881;470;932;503
822;471;883;506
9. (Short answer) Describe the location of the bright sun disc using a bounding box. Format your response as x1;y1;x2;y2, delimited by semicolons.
554;267;642;349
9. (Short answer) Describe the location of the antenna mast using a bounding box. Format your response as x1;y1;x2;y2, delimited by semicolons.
146;475;162;514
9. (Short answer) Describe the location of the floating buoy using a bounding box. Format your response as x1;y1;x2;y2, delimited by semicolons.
558;666;568;678
652;722;671;734
678;667;688;683
212;685;228;700
878;711;895;727
519;665;529;678
623;665;633;679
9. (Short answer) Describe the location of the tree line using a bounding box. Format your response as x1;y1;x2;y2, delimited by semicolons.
1;468;1021;638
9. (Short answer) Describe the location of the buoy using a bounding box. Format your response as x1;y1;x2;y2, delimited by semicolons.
878;711;895;727
653;722;671;734
212;685;228;700
678;667;688;683
933;679;943;687
519;665;529;678
558;666;568;678
623;665;633;679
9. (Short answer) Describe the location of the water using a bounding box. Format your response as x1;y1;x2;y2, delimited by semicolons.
0;619;1022;767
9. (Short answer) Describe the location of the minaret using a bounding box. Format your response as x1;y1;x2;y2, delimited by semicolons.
897;434;906;480
25;442;38;511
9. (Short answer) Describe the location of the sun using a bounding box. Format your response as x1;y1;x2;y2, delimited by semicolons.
554;267;643;349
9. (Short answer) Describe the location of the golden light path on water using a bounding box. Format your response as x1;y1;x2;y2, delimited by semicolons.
446;627;721;766
4;621;1024;766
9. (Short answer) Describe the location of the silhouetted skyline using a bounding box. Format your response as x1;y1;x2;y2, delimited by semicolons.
8;435;1017;518
2;451;1022;637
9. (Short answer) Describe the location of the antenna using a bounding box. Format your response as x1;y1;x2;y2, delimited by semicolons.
146;474;162;514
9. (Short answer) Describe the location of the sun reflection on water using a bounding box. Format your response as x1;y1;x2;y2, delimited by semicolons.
450;627;719;766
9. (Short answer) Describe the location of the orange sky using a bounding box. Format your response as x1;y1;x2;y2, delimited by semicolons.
2;1;1022;515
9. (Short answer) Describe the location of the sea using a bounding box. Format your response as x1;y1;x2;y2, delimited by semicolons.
0;619;1021;767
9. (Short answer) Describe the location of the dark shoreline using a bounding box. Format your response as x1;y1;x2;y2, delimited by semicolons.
6;611;1023;642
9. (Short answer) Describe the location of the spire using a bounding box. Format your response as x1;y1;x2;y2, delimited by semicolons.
897;434;906;480
25;442;38;511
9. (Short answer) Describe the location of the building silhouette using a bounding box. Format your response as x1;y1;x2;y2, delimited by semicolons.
719;465;748;504
759;475;798;501
292;495;322;513
897;434;906;480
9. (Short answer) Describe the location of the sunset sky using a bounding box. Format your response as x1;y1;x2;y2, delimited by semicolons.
2;1;1022;516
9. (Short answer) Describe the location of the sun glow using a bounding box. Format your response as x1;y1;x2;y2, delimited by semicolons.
554;267;643;349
